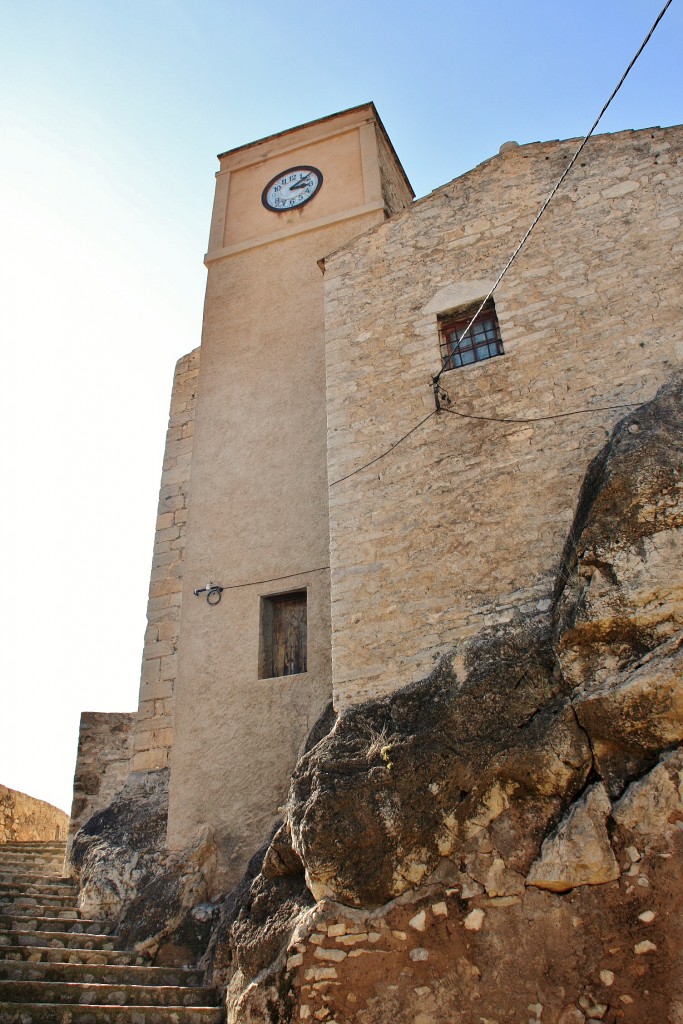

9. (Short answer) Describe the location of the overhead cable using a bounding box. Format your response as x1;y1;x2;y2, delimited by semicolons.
329;412;437;486
208;565;330;593
327;0;673;485
439;398;639;425
432;0;674;385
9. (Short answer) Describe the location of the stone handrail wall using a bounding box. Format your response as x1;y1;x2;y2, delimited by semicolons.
67;711;136;857
0;784;69;842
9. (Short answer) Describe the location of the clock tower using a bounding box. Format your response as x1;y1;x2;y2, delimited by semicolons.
165;103;413;886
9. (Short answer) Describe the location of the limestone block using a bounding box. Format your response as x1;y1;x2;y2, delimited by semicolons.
611;748;683;837
526;784;620;892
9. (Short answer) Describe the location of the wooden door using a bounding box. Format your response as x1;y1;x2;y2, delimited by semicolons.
270;592;307;677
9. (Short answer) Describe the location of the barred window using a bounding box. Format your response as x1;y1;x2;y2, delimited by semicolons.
439;299;504;371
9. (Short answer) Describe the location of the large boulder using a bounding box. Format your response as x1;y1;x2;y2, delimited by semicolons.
70;768;219;966
70;770;170;922
288;621;590;907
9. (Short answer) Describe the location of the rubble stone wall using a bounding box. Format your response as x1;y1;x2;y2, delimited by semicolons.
0;785;69;842
67;711;135;856
324;125;683;708
132;347;199;773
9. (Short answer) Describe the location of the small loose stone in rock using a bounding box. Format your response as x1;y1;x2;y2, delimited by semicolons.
464;908;485;931
409;910;427;932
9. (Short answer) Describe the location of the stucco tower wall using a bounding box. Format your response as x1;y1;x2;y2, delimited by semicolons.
324;125;683;709
167;213;383;884
132;348;200;773
166;106;413;887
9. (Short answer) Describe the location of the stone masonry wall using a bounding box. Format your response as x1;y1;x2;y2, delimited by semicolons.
377;127;413;215
132;347;199;773
324;125;683;708
67;711;135;856
0;785;69;842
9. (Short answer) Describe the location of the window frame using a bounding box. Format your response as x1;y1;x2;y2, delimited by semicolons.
438;298;504;372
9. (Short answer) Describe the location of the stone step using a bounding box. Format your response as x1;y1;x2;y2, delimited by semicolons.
0;882;78;900
0;915;112;934
0;1004;224;1023
0;844;66;854
0;849;65;862
0;979;220;1007
0;929;122;950
0;888;78;905
0;902;80;920
0;865;66;880
0;958;203;988
0;859;66;874
0;845;224;1021
0;872;75;888
0;858;65;875
0;945;150;967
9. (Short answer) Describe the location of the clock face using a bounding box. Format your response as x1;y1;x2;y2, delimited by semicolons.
261;165;323;212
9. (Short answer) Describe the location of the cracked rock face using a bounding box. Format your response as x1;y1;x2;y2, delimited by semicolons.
70;770;171;923
70;770;220;966
288;623;591;907
526;783;620;891
216;377;683;1024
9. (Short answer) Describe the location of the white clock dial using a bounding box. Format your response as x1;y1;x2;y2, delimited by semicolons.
262;165;323;212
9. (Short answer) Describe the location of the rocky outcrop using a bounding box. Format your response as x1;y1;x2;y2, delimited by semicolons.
214;377;683;1023
289;620;590;907
556;378;683;796
70;769;220;967
70;770;170;923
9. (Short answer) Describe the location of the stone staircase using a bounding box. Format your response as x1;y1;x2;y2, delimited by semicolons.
0;840;224;1022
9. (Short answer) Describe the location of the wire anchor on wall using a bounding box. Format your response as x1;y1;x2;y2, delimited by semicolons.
432;380;453;412
193;582;224;605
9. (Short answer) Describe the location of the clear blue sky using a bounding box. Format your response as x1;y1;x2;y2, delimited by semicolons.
1;0;681;813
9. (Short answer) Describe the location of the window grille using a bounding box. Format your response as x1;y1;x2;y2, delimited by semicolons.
439;299;504;371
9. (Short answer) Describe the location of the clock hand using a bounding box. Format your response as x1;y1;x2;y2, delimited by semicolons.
290;173;313;191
